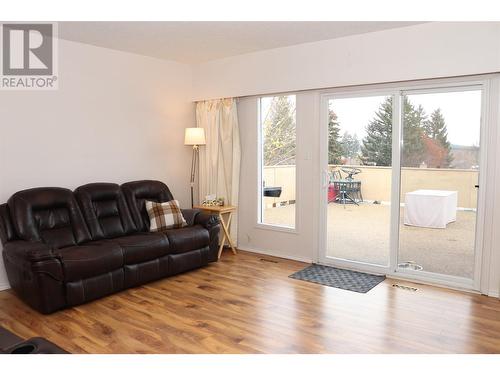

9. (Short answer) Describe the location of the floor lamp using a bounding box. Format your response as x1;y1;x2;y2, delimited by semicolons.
184;127;206;208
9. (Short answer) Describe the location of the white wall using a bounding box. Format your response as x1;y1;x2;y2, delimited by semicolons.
193;22;500;100
0;39;194;289
485;78;500;297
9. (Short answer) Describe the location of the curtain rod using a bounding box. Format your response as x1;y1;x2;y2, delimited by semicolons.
194;72;500;103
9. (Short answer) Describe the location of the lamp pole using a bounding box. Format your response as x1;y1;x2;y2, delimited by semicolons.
184;127;205;208
189;144;199;208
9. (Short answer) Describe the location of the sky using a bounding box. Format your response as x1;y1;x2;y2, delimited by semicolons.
259;90;482;147
330;90;482;147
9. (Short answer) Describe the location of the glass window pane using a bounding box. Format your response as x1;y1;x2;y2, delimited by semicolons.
259;95;296;228
327;95;393;266
399;90;481;279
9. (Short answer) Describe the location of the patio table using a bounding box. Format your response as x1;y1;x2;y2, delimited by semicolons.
331;179;362;205
404;189;457;229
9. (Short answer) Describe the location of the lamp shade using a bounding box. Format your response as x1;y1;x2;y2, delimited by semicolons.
184;127;206;146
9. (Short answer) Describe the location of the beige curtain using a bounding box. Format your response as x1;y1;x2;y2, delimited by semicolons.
196;98;241;243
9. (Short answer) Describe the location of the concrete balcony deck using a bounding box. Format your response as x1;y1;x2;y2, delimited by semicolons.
264;202;476;279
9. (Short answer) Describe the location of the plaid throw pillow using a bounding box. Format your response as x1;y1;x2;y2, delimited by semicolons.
145;200;187;231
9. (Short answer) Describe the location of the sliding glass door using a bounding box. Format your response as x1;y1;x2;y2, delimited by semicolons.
320;83;485;288
324;94;394;269
398;89;482;282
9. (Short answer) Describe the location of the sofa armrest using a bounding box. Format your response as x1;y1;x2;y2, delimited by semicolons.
194;212;221;262
181;208;201;226
3;240;56;263
2;240;65;313
194;212;220;229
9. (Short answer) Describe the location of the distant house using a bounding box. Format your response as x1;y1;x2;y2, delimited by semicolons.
450;144;480;169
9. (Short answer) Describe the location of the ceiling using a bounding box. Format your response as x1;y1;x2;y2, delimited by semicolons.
58;22;424;64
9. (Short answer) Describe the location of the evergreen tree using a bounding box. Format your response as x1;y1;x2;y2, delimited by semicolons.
340;132;360;160
402;101;426;167
361;96;426;167
424;108;453;167
263;96;296;166
360;97;393;166
328;109;342;164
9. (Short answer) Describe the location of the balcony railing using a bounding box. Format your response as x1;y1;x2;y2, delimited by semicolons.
263;165;479;209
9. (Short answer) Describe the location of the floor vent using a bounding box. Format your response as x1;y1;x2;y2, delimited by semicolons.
260;258;278;263
392;284;418;291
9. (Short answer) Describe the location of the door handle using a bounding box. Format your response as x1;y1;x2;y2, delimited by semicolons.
474;185;479;189
322;169;330;188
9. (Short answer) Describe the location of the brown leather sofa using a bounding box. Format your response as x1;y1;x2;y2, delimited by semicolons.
0;180;220;314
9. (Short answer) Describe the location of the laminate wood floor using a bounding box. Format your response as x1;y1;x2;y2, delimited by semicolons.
0;251;499;353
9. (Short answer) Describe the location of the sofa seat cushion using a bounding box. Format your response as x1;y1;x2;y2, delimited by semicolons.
55;240;123;282
112;232;170;265
164;225;209;254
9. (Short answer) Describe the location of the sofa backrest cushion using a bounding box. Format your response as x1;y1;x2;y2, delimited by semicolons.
121;180;174;231
75;183;137;240
7;187;91;248
0;204;17;244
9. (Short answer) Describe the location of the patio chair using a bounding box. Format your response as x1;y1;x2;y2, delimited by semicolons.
330;169;343;182
329;167;362;206
333;180;361;207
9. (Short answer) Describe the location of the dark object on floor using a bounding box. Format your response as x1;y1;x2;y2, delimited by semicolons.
0;326;22;349
259;258;278;263
392;284;418;292
289;264;385;293
0;180;221;314
0;326;68;354
2;337;69;354
263;186;282;197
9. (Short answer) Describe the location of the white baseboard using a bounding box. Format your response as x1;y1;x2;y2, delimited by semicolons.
237;245;313;264
0;283;10;291
488;289;499;298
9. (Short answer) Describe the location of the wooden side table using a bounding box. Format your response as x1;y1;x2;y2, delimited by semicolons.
193;205;237;259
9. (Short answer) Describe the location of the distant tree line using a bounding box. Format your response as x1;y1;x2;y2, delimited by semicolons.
328;109;361;164
263;95;453;169
262;96;296;166
329;96;453;168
